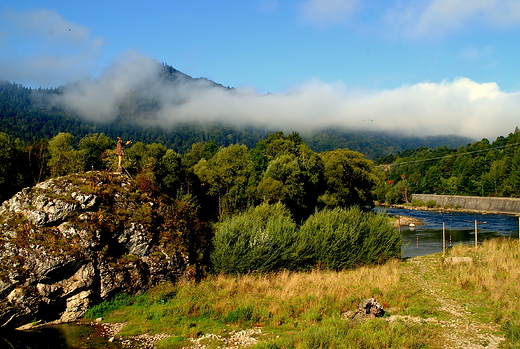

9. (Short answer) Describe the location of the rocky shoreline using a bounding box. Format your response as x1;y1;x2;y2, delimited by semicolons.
381;203;520;216
85;319;262;349
392;215;423;227
95;320;170;349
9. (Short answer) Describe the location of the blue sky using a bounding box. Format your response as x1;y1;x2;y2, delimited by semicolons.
1;0;520;139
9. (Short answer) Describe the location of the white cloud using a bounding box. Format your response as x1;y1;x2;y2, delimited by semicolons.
0;8;104;86
387;0;520;39
160;76;518;140
49;52;520;140
49;51;160;122
300;0;359;26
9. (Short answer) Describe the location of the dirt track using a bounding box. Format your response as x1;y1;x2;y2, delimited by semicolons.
395;255;504;349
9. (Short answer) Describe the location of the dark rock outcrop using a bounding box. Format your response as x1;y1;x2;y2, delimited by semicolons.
0;172;210;328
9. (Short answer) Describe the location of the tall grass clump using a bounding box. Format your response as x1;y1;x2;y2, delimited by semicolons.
296;207;401;270
211;202;298;274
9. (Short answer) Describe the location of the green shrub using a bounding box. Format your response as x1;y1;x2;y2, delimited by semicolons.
425;200;437;208
212;205;401;274
211;203;298;274
296;207;401;270
411;199;425;207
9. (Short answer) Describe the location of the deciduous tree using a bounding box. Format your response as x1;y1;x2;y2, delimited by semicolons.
319;149;378;209
48;133;84;177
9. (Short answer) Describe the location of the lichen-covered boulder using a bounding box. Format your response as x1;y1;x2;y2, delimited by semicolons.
0;172;211;328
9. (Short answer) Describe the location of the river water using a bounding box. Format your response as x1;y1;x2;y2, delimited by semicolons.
377;206;520;258
0;324;123;349
3;207;518;348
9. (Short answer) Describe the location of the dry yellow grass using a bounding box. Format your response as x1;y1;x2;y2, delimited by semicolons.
212;258;402;297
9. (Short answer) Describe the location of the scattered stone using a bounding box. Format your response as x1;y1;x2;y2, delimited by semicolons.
95;321;262;349
344;298;385;320
188;328;262;349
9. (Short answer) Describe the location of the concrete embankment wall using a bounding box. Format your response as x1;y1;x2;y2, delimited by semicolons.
411;194;520;215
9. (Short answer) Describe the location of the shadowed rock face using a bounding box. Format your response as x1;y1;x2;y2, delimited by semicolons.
0;172;210;329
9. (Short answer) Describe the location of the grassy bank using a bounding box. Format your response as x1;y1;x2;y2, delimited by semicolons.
86;237;520;348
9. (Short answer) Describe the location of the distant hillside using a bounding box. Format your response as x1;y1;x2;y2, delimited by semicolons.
303;129;473;160
0;62;474;159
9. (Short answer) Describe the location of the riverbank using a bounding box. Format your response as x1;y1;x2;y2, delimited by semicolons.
410;194;520;216
88;320;261;349
75;238;520;348
390;214;424;227
379;202;520;216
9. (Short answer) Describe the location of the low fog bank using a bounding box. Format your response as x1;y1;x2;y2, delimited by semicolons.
42;52;518;141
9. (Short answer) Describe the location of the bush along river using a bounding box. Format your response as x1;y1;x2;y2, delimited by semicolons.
377;206;520;258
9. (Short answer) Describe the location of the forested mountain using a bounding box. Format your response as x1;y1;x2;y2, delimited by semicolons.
377;127;520;202
0;61;473;160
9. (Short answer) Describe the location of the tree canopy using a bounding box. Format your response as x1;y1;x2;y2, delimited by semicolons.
0;130;378;223
376;127;520;203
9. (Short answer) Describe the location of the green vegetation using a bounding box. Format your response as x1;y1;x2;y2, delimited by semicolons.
0;78;472;160
4;67;520;347
0;130;383;222
297;207;401;270
0;125;403;275
86;238;520;348
377;127;520;203
211;203;298;274
211;205;399;274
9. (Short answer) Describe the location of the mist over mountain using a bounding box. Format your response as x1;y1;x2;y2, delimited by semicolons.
0;58;475;159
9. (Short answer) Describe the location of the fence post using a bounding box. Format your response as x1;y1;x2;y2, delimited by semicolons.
475;220;478;248
443;222;446;256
